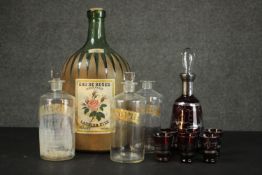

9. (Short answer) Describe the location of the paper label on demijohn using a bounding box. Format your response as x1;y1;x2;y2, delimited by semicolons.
113;109;140;124
75;79;115;134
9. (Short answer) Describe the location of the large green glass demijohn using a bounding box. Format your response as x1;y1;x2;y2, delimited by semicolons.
61;8;130;151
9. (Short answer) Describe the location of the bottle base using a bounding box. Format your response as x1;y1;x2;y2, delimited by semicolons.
76;132;111;151
145;145;155;153
40;155;74;161
110;151;144;163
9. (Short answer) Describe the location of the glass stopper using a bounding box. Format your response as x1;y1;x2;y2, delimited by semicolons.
48;68;64;91
182;48;195;74
141;80;155;89
124;72;135;81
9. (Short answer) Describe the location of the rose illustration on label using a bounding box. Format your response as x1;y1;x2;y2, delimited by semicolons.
82;91;107;122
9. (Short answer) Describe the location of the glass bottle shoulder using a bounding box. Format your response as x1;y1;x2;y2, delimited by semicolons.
136;89;162;99
175;95;200;104
40;91;75;101
114;92;145;102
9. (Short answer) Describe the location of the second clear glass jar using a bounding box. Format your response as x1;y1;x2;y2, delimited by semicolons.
110;72;146;163
137;81;162;153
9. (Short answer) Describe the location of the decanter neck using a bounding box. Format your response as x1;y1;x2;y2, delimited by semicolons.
180;73;195;96
182;81;194;96
86;9;108;47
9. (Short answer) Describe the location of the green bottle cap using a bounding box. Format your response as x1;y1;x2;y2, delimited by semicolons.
87;8;106;18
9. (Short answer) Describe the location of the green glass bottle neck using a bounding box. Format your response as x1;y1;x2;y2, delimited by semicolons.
86;17;108;48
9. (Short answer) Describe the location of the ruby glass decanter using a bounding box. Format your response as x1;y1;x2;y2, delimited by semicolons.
170;48;203;133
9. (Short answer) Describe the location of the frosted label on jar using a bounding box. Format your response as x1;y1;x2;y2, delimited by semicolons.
75;79;115;134
39;104;74;116
113;109;140;124
146;105;160;116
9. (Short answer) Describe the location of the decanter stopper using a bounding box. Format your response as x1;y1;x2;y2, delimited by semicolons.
182;48;195;74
